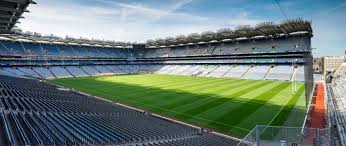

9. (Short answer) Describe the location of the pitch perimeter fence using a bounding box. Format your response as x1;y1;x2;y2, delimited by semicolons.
237;125;331;146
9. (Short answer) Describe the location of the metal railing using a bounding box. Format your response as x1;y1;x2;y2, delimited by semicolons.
301;83;316;135
237;125;331;146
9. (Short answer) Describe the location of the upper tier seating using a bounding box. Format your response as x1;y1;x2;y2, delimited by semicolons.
0;40;128;58
0;35;307;82
144;36;309;58
58;45;76;56
22;42;44;56
40;44;60;56
0;41;27;55
0;35;309;58
72;46;90;57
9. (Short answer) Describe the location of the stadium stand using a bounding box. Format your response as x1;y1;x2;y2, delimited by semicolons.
94;66;113;75
104;65;127;74
179;65;202;76
2;68;30;78
65;66;89;77
49;67;73;78
327;78;346;146
40;44;60;56
17;67;41;78
266;65;293;81
80;66;100;76
295;66;306;82
223;65;250;78
0;20;312;81
0;2;315;144
0;36;310;82
32;67;55;79
141;134;236;146
242;65;270;80
205;65;231;78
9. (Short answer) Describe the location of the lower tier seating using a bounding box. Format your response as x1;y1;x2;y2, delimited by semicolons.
0;64;305;82
0;75;238;146
328;79;346;146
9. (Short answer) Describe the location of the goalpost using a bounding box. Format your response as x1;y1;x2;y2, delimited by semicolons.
292;59;298;95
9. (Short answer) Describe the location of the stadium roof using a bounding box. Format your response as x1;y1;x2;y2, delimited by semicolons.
147;18;312;48
0;15;312;48
0;32;133;48
0;0;34;33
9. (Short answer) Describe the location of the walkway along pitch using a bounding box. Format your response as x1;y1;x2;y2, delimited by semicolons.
309;83;326;129
304;82;326;145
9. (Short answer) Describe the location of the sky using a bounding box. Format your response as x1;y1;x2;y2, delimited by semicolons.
16;0;346;57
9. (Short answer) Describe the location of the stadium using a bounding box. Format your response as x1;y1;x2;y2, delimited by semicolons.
0;0;343;146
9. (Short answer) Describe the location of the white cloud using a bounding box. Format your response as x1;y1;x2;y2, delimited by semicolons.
17;0;261;42
228;12;263;26
318;1;346;15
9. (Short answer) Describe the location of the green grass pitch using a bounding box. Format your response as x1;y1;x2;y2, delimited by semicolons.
48;74;306;137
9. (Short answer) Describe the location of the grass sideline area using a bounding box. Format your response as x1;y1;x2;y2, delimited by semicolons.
48;74;306;137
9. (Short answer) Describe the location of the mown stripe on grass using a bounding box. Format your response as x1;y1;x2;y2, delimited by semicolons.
171;81;274;119
120;78;242;102
168;80;263;111
97;74;218;91
86;75;231;99
62;75;241;110
104;74;232;87
190;82;284;122
121;79;249;111
269;85;305;126
96;74;208;89
106;78;217;97
230;83;303;135
136;75;236;90
206;82;291;132
51;75;240;106
49;74;301;138
159;79;259;110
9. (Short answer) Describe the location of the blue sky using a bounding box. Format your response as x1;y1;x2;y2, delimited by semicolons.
17;0;346;57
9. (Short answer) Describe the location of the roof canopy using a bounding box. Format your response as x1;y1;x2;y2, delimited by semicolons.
0;33;133;48
146;18;312;47
0;0;34;33
0;16;312;48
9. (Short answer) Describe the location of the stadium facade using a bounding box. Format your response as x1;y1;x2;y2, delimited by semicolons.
0;0;327;146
